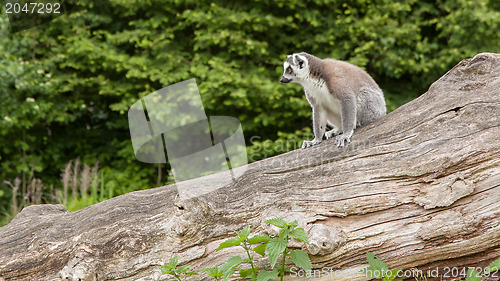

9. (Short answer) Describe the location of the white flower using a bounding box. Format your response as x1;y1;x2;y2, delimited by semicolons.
37;69;44;74
4;116;12;122
26;97;35;102
34;105;40;110
46;73;52;78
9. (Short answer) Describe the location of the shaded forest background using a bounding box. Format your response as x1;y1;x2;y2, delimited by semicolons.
0;0;499;225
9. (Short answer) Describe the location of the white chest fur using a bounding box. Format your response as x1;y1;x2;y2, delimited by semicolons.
300;78;342;116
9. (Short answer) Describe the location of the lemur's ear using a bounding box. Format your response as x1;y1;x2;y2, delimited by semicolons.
295;55;305;69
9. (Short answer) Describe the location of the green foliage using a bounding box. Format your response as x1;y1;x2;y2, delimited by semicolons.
162;230;500;281
289;228;309;244
2;0;500;221
266;237;287;268
161;256;198;281
169;219;311;280
289;250;312;272
201;265;224;281
217;237;241;250
221;256;243;281
265;218;288;229
256;269;279;281
216;225;270;281
248;235;271;245
262;219;311;281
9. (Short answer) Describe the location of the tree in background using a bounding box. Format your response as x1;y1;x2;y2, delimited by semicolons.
1;0;499;223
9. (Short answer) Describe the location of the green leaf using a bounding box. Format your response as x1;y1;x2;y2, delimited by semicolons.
238;225;251;240
201;267;215;276
290;250;312;271
248;234;271;244
217;237;241;251
202;266;220;278
360;252;389;278
290;228;309;244
222;256;243;270
266;237;287;268
169;256;179;269
288;220;298;228
239;267;258;278
367;252;389;271
176;265;198;275
239;268;251;278
160;265;173;275
265;218;287;228
488;257;500;272
221;256;243;281
465;268;482;281
253;243;267;256
278;228;290;240
202;265;223;278
256;269;280;281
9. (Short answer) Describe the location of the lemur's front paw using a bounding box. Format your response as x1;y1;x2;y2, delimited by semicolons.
301;138;322;149
325;128;341;139
335;130;353;147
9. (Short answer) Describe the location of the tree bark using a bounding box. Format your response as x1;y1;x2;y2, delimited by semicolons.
1;53;500;281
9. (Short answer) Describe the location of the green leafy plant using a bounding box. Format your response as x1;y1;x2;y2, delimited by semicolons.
161;256;198;281
160;226;500;281
216;225;270;281
201;264;224;281
161;219;311;281
208;219;312;281
258;218;312;281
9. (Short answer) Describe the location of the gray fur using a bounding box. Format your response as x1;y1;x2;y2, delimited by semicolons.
280;52;386;148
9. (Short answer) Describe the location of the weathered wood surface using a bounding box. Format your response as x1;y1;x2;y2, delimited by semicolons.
1;53;500;281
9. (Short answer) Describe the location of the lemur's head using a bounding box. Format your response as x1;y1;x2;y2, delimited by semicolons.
280;53;309;84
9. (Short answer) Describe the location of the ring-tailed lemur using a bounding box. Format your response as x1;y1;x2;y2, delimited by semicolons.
280;52;386;148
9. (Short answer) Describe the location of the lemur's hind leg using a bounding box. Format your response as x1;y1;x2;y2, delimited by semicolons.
325;113;342;139
325;128;341;139
325;123;341;139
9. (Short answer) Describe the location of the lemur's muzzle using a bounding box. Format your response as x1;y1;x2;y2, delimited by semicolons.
280;77;292;84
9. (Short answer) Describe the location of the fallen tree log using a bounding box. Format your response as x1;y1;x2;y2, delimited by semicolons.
1;53;500;281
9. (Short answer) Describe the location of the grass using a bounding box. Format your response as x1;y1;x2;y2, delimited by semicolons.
1;158;114;225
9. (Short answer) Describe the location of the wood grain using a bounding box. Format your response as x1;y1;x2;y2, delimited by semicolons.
1;53;500;281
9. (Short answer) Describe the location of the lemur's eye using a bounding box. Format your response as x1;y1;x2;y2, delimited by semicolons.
287;67;292;74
